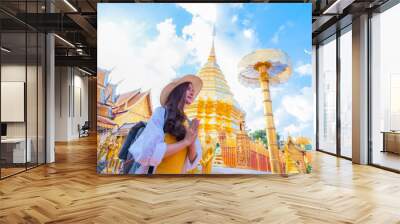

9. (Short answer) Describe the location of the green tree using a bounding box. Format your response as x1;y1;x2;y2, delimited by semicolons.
249;129;268;148
250;130;282;149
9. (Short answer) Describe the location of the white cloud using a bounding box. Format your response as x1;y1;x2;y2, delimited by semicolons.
242;19;250;26
177;3;217;23
243;28;254;39
286;21;294;27
295;63;312;76
231;15;238;23
270;83;288;98
271;25;285;44
98;18;191;107
182;16;214;65
247;116;266;132
231;3;243;8
304;49;312;55
284;124;301;134
273;106;286;127
283;123;309;136
97;20;146;70
270;21;294;44
281;87;313;123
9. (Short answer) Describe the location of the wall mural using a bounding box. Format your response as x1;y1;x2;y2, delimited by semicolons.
97;3;313;175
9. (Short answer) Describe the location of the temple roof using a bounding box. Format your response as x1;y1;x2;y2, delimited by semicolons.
196;36;235;104
97;115;117;126
114;89;141;107
207;35;216;63
113;90;151;115
195;38;245;115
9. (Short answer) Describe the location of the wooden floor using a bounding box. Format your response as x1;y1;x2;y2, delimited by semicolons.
1;136;400;223
0;167;26;178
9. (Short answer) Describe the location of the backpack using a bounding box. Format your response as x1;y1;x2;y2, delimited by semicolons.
118;108;167;174
118;121;147;174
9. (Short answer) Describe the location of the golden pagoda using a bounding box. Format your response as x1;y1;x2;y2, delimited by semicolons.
185;30;274;173
185;34;245;144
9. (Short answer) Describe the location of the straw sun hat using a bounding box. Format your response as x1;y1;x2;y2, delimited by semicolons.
160;74;203;106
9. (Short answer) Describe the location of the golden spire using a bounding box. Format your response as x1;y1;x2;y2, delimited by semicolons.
207;25;216;63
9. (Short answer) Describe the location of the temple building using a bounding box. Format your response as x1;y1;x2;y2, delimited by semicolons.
185;34;272;173
97;68;153;136
283;137;308;174
97;68;117;133
218;122;271;172
97;69;153;174
185;37;245;142
112;89;152;127
111;89;153;142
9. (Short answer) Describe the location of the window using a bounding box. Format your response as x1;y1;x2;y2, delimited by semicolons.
318;35;337;154
339;27;352;158
0;2;46;179
371;3;400;171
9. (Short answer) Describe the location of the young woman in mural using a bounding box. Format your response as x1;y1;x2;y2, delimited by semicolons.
128;75;203;174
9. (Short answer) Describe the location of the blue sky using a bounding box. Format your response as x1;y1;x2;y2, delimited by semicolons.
98;3;313;141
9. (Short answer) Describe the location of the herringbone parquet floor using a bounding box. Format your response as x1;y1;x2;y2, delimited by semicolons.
1;136;400;223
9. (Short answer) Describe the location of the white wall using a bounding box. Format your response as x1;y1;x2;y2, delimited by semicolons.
71;73;89;138
1;65;26;138
54;67;89;141
1;64;46;163
1;65;41;138
55;67;69;141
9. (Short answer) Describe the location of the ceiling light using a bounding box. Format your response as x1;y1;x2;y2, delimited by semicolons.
78;67;93;76
322;0;355;15
323;0;341;14
63;0;78;12
1;47;11;53
54;34;75;48
76;48;84;55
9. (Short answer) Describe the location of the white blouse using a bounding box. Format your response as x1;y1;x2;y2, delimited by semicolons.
128;106;202;174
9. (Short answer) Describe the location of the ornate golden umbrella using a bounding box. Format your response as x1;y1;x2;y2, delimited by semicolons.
238;49;292;174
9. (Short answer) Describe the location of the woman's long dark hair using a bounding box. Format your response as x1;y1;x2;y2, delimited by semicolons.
163;82;190;141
